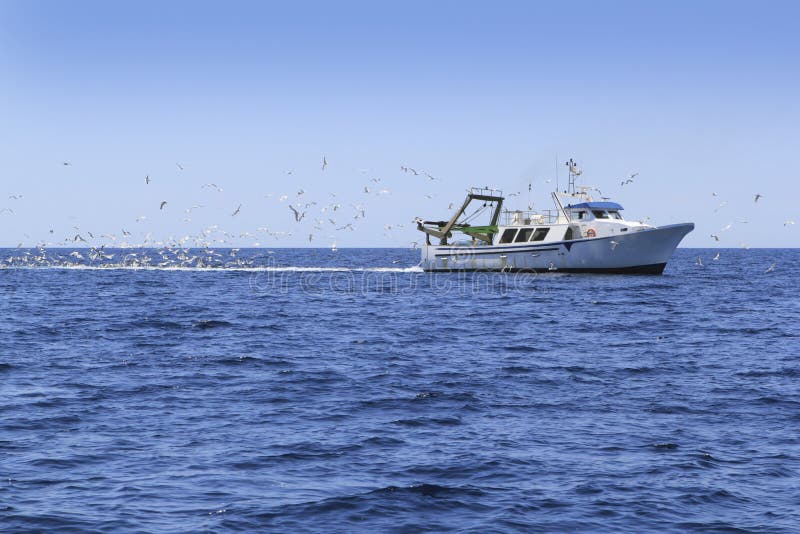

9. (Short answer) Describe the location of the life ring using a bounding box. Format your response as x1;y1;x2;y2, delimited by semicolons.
586;228;597;238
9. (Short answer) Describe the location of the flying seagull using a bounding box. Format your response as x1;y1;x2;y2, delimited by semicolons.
145;175;151;184
176;163;184;171
289;205;305;222
160;201;168;210
322;156;328;171
765;262;776;273
231;204;242;217
754;194;762;203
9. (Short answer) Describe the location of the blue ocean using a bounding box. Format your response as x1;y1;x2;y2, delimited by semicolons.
1;247;798;532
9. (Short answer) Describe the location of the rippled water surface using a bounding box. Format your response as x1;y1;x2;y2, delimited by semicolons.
2;248;799;532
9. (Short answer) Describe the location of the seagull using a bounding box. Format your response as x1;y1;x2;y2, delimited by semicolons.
620;178;634;186
74;234;87;242
62;161;71;166
721;223;733;231
202;183;223;192
710;234;720;241
364;186;370;194
754;194;762;203
336;223;353;231
289;205;305;222
425;172;435;181
696;256;703;267
410;241;418;249
0;208;13;215
8;195;22;200
331;241;337;252
765;263;776;273
160;201;168;210
610;240;619;251
122;229;131;237
145;175;151;184
176;163;184;171
322;156;327;171
784;220;796;226
713;252;720;261
715;202;728;212
231;204;242;217
308;233;313;242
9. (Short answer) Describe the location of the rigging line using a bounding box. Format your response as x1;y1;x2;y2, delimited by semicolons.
457;204;489;226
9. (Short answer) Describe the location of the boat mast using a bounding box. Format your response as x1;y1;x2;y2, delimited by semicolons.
565;157;580;195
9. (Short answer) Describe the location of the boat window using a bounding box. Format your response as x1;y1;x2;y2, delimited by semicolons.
499;228;518;244
592;210;609;219
608;210;623;220
515;228;533;242
577;211;586;220
564;227;574;240
530;228;550;241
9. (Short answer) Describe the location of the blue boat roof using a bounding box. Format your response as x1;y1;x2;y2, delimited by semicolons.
566;201;624;210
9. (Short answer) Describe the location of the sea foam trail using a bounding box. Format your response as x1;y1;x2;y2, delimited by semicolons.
0;264;425;273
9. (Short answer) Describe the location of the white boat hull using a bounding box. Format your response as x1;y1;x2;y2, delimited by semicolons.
421;223;694;274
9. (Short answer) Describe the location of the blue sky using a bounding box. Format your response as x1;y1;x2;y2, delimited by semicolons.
1;0;798;247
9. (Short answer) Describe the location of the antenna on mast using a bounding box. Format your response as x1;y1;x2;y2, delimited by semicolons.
555;152;559;193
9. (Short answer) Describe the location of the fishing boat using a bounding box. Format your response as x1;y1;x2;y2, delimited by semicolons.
416;163;693;274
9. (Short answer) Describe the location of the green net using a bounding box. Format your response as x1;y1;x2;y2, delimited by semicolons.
456;225;498;235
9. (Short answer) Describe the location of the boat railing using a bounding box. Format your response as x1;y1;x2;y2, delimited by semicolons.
502;209;559;226
469;186;503;198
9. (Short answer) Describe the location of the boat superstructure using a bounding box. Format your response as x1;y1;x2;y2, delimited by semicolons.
416;163;693;274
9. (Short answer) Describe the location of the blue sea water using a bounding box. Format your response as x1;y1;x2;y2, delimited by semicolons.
1;247;799;532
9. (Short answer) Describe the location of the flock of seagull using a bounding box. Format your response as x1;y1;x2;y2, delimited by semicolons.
0;157;440;269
